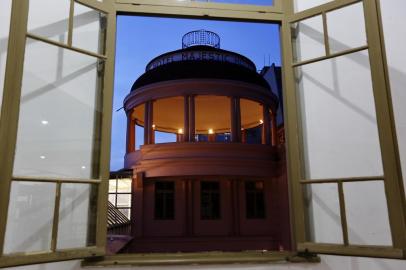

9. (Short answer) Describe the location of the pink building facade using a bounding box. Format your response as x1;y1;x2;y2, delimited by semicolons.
123;30;290;253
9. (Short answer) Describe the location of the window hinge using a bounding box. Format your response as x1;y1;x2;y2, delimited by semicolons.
286;251;320;263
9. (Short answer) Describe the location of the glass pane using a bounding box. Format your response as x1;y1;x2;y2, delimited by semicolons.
109;179;117;193
119;208;131;219
135;125;144;150
296;51;384;179
195;96;231;142
57;183;96;249
304;183;342;244
117;178;132;193
245;181;265;219
327;2;367;54
108;194;116;204
0;0;12;117
155;131;177;144
292;16;325;63
153;97;184;144
4;181;56;254
133;104;145;150
73;2;105;53
201;181;221;220
13;39;101;179
240;99;263;144
294;0;333;13
116;194;131;208
344;181;392;246
155;182;175;220
27;0;70;43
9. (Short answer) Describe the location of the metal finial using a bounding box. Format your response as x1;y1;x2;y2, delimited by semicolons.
182;30;220;49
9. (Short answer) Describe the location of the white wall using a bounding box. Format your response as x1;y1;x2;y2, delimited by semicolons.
3;255;406;270
294;0;333;12
2;0;406;270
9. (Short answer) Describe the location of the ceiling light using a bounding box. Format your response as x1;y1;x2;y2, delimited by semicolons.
259;119;264;124
178;128;183;134
81;166;86;169
40;155;46;159
41;120;49;125
208;129;214;134
152;124;156;129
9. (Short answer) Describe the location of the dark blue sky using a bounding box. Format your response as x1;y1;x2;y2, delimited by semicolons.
110;15;281;171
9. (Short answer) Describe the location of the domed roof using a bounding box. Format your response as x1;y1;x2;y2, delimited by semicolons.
131;45;270;91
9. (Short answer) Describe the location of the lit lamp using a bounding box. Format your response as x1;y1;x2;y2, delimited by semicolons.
177;128;184;143
208;128;215;142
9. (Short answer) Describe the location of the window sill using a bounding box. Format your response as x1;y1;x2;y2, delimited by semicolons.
82;251;320;267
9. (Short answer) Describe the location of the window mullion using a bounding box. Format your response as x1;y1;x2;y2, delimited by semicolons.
363;0;406;249
0;0;29;256
50;182;62;251
68;0;75;46
321;12;330;56
337;181;349;246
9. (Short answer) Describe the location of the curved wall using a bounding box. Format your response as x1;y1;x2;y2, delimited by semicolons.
124;79;278;114
125;142;282;177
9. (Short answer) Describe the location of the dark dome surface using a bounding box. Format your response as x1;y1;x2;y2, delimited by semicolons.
131;46;270;91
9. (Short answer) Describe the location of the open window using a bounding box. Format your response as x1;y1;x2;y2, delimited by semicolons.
0;0;405;268
0;0;115;267
282;0;406;258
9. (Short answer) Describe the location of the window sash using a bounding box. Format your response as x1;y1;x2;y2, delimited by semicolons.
281;0;406;259
115;0;283;14
245;181;266;219
0;0;115;267
155;181;175;220
201;181;221;220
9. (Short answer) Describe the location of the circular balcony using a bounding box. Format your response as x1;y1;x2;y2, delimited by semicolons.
125;142;283;178
124;90;281;176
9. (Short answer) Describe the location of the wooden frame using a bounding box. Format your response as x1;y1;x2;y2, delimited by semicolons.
0;0;116;267
116;0;282;14
0;0;405;267
82;250;297;266
281;0;406;259
114;0;284;21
